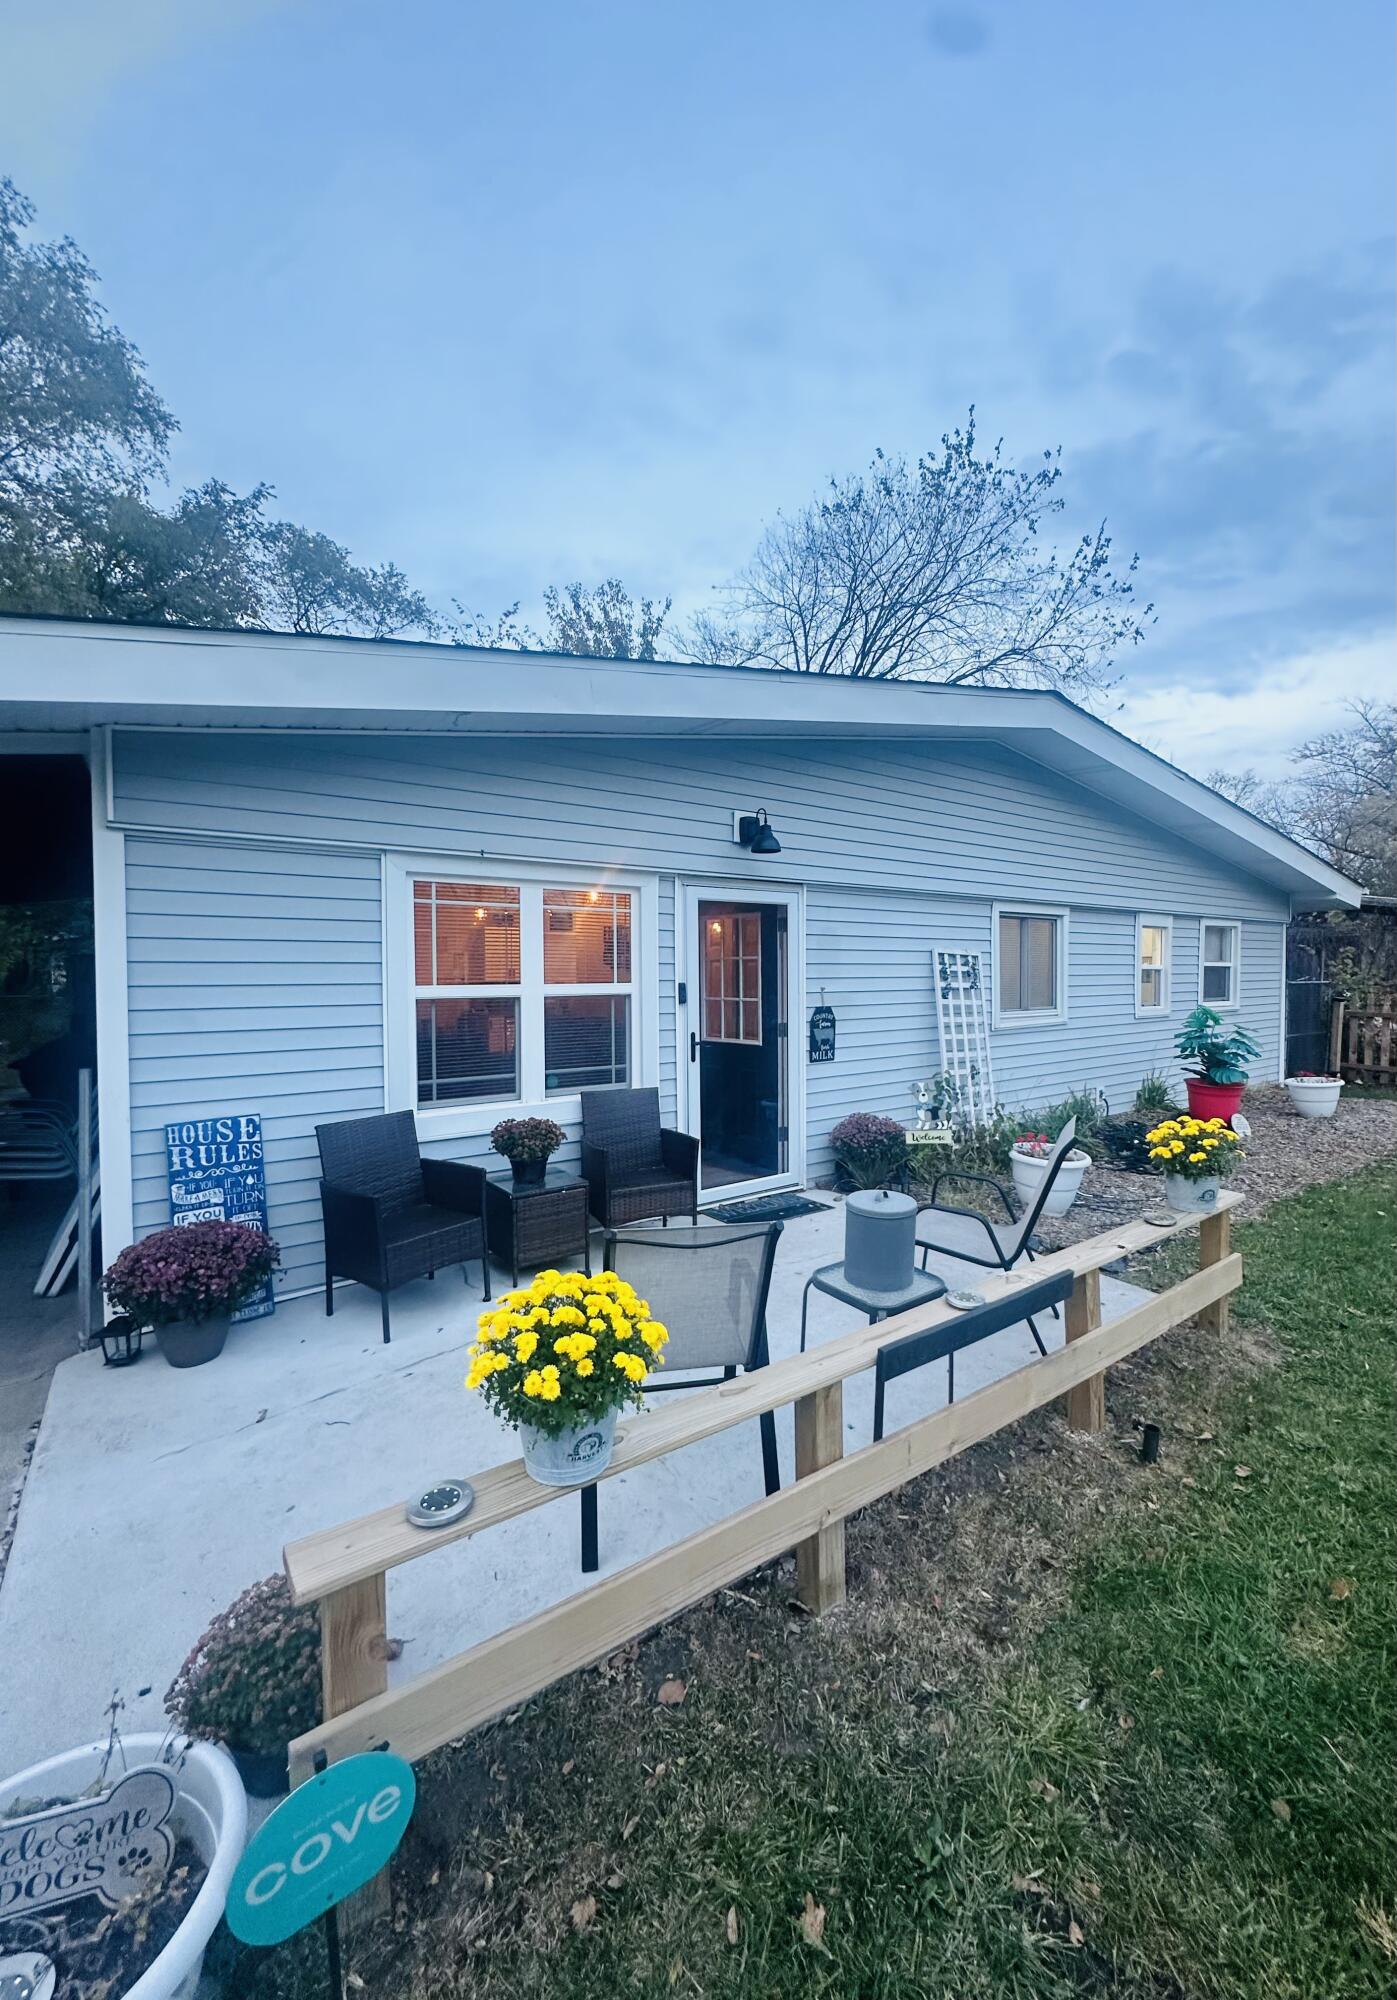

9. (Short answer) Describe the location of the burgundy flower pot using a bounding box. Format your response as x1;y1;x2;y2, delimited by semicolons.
1185;1077;1245;1122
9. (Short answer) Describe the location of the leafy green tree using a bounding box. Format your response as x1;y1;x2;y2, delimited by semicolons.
259;522;439;637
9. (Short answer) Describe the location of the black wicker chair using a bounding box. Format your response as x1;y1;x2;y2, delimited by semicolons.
579;1220;783;1571
316;1111;490;1344
580;1086;699;1228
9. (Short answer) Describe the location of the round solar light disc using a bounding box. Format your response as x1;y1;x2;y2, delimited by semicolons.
1230;1113;1251;1140
944;1288;988;1311
1143;1209;1176;1227
406;1480;475;1529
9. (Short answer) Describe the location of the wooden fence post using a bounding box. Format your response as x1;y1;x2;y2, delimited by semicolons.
1328;998;1345;1075
793;1383;846;1613
1063;1268;1104;1434
321;1574;390;1927
1197;1209;1231;1339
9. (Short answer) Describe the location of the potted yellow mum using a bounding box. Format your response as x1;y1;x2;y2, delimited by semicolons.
465;1269;669;1486
1145;1114;1243;1213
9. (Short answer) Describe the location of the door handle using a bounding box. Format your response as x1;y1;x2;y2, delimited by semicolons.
690;1032;699;1062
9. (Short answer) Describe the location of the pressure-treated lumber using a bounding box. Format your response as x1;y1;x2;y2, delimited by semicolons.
1197;1208;1231;1339
320;1575;390;1925
284;1193;1245;1606
287;1252;1240;1780
1063;1267;1105;1433
794;1382;845;1613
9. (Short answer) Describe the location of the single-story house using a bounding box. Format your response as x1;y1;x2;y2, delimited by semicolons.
0;614;1361;1304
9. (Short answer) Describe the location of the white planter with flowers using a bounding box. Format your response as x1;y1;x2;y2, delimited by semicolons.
1145;1114;1243;1216
1010;1133;1090;1217
466;1268;669;1489
1284;1075;1344;1119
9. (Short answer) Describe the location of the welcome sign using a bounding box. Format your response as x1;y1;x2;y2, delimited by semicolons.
0;1767;176;1919
164;1112;274;1321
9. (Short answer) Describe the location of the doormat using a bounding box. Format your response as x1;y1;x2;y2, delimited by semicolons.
708;1194;833;1224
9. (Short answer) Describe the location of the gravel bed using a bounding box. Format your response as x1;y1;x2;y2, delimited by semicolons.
1033;1083;1397;1251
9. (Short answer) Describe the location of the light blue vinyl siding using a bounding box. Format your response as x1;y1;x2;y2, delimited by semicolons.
114;732;1288;1286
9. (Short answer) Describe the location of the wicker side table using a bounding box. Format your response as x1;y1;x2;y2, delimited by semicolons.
484;1170;593;1288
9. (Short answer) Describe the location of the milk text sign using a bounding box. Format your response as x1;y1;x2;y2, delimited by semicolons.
0;1766;175;1919
164;1112;273;1321
226;1753;416;1947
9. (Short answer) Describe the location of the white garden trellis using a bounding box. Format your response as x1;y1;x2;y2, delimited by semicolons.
932;948;997;1129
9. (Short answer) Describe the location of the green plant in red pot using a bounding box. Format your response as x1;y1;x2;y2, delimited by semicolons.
1174;1006;1261;1122
490;1115;565;1187
102;1220;280;1368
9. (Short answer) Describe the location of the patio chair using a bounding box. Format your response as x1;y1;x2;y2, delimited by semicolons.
910;1118;1079;1359
580;1086;699;1228
579;1220;783;1572
316;1111;490;1345
872;1269;1075;1439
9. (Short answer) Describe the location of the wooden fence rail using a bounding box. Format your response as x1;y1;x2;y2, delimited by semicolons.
284;1196;1242;1796
1331;994;1397;1085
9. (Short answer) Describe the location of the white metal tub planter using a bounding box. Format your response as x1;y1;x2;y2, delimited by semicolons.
465;1268;670;1488
1009;1129;1090;1217
101;1222;281;1369
1144;1113;1245;1213
0;1733;246;2000
1284;1072;1345;1119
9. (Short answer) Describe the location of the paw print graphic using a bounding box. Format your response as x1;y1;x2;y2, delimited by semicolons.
116;1842;155;1878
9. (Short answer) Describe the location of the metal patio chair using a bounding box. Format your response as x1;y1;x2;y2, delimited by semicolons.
579;1219;783;1572
316;1111;490;1344
580;1086;699;1228
872;1269;1075;1439
911;1118;1080;1358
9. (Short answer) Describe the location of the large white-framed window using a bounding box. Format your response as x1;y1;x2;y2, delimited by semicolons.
385;857;658;1137
992;902;1069;1028
1199;919;1241;1009
1135;913;1173;1017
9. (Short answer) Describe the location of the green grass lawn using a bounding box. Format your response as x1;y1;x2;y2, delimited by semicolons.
221;1167;1396;1999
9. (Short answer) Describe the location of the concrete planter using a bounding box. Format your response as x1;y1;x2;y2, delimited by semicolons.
0;1734;246;2000
1284;1077;1343;1119
1163;1173;1222;1214
155;1315;232;1369
520;1407;618;1488
1011;1146;1090;1218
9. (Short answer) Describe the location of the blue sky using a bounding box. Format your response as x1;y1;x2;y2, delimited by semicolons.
4;0;1392;772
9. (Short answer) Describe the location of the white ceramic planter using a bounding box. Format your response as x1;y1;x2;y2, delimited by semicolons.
1010;1146;1090;1218
1284;1077;1343;1119
0;1734;246;2000
1163;1173;1222;1214
520;1406;618;1487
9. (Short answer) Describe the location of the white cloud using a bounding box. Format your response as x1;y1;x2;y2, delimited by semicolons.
1112;631;1391;781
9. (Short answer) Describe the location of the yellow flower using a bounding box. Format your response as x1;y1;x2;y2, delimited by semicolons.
1225;1130;1240;1142
639;1320;668;1352
522;1370;544;1398
513;1329;539;1363
576;1357;594;1377
1202;1137;1219;1149
587;1318;607;1336
1170;1141;1185;1154
539;1375;561;1401
1188;1151;1207;1163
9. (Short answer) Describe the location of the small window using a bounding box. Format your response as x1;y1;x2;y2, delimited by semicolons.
994;905;1067;1026
703;912;762;1043
1136;915;1173;1015
1200;921;1240;1008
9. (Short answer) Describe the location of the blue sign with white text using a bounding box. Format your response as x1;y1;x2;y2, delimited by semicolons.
225;1752;416;1947
164;1111;273;1321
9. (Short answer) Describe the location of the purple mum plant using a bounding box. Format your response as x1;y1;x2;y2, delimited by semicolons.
103;1220;280;1327
829;1111;909;1190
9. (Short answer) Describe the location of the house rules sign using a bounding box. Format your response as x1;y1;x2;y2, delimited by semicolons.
164;1112;274;1321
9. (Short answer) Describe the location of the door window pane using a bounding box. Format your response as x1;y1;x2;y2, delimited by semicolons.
999;912;1059;1015
414;881;520;985
702;910;763;1042
544;996;630;1093
416;997;519;1103
543;888;631;983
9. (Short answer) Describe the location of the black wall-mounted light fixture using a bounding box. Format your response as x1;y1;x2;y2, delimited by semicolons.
735;808;781;855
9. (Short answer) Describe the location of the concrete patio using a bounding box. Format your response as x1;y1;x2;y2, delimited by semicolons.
0;1203;1150;1772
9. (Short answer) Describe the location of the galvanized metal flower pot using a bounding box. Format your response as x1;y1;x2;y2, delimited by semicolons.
519;1407;618;1487
1164;1173;1221;1214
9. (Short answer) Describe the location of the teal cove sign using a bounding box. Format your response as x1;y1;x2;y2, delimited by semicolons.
225;1753;415;1948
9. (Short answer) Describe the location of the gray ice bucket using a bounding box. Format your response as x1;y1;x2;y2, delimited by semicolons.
844;1188;917;1295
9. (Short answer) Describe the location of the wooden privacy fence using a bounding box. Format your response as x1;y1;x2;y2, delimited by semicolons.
283;1195;1242;1801
1331;993;1397;1085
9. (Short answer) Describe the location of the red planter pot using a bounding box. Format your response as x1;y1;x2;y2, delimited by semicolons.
1185;1077;1245;1122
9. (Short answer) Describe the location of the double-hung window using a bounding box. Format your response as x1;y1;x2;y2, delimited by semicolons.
409;873;635;1112
992;904;1068;1027
1135;914;1173;1015
1199;920;1240;1008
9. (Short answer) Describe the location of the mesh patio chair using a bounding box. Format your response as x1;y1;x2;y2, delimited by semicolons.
316;1111;490;1345
580;1086;699;1228
911;1118;1079;1359
872;1269;1075;1439
579;1219;784;1572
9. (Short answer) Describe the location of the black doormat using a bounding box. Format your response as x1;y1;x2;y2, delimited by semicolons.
707;1193;833;1224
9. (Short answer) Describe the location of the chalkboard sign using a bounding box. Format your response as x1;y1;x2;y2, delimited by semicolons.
808;1005;836;1063
165;1112;274;1322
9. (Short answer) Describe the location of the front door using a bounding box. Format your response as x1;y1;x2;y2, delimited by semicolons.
684;893;792;1194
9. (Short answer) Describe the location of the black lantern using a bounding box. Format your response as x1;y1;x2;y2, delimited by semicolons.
100;1315;145;1367
736;808;781;855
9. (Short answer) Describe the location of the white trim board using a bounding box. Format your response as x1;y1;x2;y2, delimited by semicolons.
89;728;134;1274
